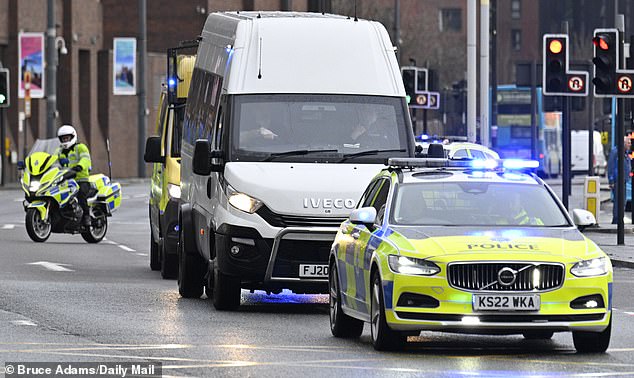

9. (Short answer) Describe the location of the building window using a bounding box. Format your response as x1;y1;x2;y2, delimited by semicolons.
439;8;462;32
512;29;522;51
511;0;521;19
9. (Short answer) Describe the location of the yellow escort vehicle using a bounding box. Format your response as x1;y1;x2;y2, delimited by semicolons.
329;154;612;352
144;43;196;278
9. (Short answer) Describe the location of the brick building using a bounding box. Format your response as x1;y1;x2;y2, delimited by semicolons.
0;0;548;181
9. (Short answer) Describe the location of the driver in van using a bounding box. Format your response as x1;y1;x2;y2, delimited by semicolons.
240;105;279;146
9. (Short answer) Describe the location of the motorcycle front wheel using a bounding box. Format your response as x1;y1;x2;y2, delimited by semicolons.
81;208;108;243
26;208;52;242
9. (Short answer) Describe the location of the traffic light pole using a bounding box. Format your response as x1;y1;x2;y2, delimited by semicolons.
616;98;625;244
0;108;4;186
562;96;571;210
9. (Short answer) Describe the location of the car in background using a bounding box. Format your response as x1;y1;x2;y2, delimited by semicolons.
416;138;500;160
328;155;612;352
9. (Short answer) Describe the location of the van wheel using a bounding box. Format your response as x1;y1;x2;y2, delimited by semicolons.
329;261;364;338
212;267;241;311
160;238;178;279
573;317;611;353
177;212;205;298
370;271;407;351
150;230;160;271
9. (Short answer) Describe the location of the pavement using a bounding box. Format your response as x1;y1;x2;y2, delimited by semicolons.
548;176;634;269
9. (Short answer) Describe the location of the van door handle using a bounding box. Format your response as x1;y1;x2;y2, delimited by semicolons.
207;178;212;198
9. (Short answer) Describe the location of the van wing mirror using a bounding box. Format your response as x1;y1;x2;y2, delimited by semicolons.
144;137;164;163
349;207;377;228
193;140;212;175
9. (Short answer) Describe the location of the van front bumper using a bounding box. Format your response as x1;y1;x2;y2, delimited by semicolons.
215;224;335;294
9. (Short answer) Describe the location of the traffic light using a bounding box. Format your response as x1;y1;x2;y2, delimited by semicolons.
416;68;428;93
592;30;618;95
401;67;416;104
543;36;567;94
0;69;9;108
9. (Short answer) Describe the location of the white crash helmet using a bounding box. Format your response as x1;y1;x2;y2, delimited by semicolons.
57;125;77;149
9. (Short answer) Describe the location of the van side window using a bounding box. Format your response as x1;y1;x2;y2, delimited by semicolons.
204;72;223;142
184;69;202;144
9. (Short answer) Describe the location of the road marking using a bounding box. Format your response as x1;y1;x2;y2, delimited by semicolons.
27;261;74;272
136;253;148;256
2;224;15;229
118;245;136;252
14;198;23;202
625;312;634;316
133;194;147;198
10;320;37;326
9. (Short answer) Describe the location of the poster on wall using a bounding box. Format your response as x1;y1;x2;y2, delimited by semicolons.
18;32;45;98
113;37;136;95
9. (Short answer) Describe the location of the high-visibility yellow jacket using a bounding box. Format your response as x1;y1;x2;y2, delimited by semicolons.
55;143;92;181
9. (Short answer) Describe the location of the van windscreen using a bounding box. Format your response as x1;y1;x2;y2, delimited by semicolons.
230;94;411;163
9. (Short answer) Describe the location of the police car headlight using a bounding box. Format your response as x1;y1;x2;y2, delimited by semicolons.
571;257;608;277
168;184;181;199
226;184;262;214
388;255;440;276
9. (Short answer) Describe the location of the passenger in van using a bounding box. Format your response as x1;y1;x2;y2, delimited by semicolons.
239;105;279;147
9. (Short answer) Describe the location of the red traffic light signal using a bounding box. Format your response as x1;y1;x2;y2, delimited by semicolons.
592;30;618;95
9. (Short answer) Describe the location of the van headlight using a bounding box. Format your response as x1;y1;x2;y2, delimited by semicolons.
167;184;181;199
388;255;440;276
226;184;262;214
571;257;608;277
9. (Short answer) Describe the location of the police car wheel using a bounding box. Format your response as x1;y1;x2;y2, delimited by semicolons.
522;331;554;340
329;262;364;338
572;317;611;353
370;272;407;351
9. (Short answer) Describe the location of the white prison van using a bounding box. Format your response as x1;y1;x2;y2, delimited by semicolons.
179;11;415;310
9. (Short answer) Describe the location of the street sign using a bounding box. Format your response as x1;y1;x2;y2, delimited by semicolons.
617;74;633;93
411;91;440;109
568;76;585;92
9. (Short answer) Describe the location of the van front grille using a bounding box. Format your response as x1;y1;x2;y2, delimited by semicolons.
256;206;346;228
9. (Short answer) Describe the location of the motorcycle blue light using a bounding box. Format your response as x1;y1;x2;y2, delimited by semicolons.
168;78;176;87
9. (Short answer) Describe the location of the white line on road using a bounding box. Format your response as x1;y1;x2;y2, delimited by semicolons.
10;320;37;326
625;312;634;316
133;194;147;198
2;224;15;229
118;245;136;252
27;261;74;272
135;253;148;256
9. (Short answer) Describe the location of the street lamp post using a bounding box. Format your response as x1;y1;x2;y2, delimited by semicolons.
45;0;68;139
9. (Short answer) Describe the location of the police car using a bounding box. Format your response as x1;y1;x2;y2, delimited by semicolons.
328;155;613;351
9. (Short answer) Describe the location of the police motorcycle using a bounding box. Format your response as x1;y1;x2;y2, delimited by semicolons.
17;138;122;243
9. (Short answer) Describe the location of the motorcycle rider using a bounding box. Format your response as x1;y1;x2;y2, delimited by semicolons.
56;125;92;227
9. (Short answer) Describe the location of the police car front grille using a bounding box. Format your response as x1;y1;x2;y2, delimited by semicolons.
256;206;346;228
448;262;564;292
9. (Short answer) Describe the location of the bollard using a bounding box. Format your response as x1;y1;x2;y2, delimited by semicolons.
584;176;601;224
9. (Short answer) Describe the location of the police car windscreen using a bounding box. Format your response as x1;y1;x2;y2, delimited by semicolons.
231;94;410;163
392;182;569;227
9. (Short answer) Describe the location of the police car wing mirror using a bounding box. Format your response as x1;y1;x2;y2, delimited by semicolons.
193;139;212;175
349;207;377;229
144;136;164;164
571;209;596;231
17;160;26;170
